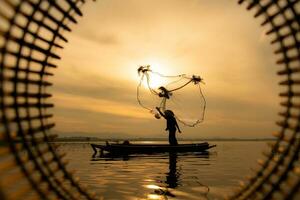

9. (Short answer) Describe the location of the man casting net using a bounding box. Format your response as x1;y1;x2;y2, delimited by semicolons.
137;65;206;127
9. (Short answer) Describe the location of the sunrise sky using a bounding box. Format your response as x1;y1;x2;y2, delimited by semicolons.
50;0;281;139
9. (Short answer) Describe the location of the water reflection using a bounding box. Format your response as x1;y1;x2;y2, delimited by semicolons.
166;153;179;188
59;142;265;199
93;152;210;199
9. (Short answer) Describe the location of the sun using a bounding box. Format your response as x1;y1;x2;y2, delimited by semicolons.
148;72;166;89
141;61;174;89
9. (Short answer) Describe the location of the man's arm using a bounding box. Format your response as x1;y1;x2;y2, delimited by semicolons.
175;120;181;133
156;107;166;118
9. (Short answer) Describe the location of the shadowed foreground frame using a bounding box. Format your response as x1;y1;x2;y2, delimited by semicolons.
0;0;299;199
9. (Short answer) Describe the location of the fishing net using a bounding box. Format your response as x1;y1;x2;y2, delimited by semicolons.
137;65;206;127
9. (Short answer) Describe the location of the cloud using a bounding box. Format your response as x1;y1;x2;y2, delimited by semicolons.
51;72;137;104
77;32;121;46
53;92;151;120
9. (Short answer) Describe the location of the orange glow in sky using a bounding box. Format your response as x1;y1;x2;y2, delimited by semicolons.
52;0;280;139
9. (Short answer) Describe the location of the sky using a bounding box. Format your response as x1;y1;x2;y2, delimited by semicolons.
49;0;281;139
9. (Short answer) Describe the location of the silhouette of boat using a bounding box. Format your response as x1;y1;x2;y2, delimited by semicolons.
91;142;216;156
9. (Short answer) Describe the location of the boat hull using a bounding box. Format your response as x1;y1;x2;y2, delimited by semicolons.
91;142;216;155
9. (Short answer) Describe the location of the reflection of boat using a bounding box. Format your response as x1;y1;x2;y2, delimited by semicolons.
91;142;216;156
91;151;210;161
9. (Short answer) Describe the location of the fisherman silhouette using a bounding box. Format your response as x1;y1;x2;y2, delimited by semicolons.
156;107;181;145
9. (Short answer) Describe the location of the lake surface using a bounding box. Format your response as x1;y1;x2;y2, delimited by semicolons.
57;141;267;200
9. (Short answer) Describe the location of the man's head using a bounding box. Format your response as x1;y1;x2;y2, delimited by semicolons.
164;110;174;117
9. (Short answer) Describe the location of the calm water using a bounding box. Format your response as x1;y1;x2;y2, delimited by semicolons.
57;141;267;200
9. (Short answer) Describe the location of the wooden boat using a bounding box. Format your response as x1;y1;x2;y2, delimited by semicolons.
91;142;216;156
